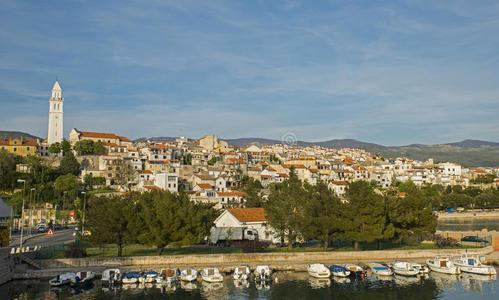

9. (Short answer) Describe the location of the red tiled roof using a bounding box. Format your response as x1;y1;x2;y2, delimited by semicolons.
197;183;213;189
331;181;348;185
138;170;153;174
218;191;247;197
228;208;267;222
79;131;120;139
144;185;162;191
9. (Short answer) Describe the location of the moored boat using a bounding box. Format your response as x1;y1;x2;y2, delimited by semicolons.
329;265;351;277
368;263;393;276
180;268;198;282
307;263;331;278
233;266;251;280
101;268;122;285
409;263;430;275
452;253;497;276
139;271;158;283
426;255;461;275
254;265;273;282
201;267;224;282
344;264;366;278
122;272;141;284
157;268;179;283
388;261;420;277
49;273;76;286
72;271;96;286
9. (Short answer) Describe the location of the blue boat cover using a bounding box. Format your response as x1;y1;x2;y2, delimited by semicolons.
329;265;347;272
125;272;140;278
373;267;388;270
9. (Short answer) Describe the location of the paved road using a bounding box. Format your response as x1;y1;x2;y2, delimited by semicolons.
10;227;76;248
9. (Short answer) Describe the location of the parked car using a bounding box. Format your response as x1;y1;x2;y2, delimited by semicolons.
37;226;48;233
461;236;490;244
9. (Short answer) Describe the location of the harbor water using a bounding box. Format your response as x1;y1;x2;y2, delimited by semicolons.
437;218;499;232
2;270;497;300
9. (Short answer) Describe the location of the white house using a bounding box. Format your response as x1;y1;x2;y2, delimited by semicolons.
210;208;279;244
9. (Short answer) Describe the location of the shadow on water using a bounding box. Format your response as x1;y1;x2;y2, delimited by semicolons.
2;270;498;300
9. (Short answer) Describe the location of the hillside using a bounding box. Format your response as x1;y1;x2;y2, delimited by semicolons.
0;131;41;140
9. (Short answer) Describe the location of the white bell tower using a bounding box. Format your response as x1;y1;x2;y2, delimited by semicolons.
47;80;64;145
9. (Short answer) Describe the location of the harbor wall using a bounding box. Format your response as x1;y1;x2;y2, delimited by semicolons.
0;248;12;285
38;246;494;269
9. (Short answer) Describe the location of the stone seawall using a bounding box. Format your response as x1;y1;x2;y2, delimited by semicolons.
0;248;13;285
39;246;494;269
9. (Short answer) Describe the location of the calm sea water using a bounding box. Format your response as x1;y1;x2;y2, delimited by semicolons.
2;271;497;300
437;218;499;231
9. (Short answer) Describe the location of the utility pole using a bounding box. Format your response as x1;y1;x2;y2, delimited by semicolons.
17;179;26;251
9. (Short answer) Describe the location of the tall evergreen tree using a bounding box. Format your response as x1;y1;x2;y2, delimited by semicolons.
342;181;391;250
264;169;306;247
59;151;80;175
301;180;344;251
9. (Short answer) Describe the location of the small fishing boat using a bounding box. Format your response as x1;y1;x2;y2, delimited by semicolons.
156;268;179;283
452;253;497;276
307;263;331;278
49;273;76;286
180;268;198;282
254;265;273;282
409;263;430;275
368;263;393;276
426;255;461;275
101;268;122;285
201;268;224;282
233;266;251;280
329;265;351;277
71;271;96;287
344;264;366;278
122;272;141;284
388;261;420;277
139;271;158;283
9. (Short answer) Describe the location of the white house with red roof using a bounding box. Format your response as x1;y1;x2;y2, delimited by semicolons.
210;208;279;244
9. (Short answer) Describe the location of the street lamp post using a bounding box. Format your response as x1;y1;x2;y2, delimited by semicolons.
81;191;86;234
29;188;35;237
17;179;26;250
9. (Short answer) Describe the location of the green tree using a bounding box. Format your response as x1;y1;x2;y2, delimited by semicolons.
49;142;62;154
86;195;139;257
74;140;95;155
93;141;106;155
237;176;263;208
61;139;71;154
137;191;216;255
386;190;437;244
264;169;306;247
0;149;18;190
59;151;80;176
301;180;344;251
342;181;390;250
54;174;80;208
182;153;192;165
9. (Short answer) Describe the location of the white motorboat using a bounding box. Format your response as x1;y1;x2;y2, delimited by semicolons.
307;263;331;278
329;265;351;277
368;263;393;276
233;266;251;280
201;268;224;282
409;263;430;275
157;268;179;283
122;272;141;284
344;264;366;278
49;272;76;286
72;271;96;286
388;261;420;277
139;271;158;283
254;265;273;282
180;268;198;282
101;268;122;285
452;253;497;276
426;255;461;274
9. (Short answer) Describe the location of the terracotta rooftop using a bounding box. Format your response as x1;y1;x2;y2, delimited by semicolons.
228;208;267;223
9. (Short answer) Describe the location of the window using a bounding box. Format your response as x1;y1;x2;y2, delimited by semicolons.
13;148;17;152
27;147;30;151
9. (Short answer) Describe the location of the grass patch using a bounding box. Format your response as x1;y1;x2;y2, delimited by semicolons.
84;244;242;258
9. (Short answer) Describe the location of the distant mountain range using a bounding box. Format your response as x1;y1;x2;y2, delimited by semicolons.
0;131;41;140
2;131;497;167
133;136;499;167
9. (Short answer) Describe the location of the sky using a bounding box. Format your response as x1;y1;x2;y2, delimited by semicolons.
0;0;498;146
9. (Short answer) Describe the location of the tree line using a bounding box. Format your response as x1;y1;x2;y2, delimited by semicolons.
85;190;217;256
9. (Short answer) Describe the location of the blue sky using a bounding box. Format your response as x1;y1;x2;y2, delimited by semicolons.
1;0;498;146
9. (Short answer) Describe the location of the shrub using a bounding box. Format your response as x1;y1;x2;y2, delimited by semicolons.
240;240;270;253
64;242;87;258
433;235;459;248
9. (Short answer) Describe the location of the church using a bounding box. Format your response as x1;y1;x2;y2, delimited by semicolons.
47;80;64;145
